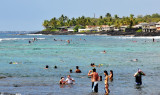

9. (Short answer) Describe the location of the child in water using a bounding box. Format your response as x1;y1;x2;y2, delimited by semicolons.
59;77;66;84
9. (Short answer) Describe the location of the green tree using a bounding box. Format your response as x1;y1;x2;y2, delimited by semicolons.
105;13;111;18
43;20;50;29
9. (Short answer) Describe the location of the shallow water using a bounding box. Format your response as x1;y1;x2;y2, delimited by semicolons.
0;32;160;95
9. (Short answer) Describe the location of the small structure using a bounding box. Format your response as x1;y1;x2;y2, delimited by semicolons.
78;25;100;32
78;29;92;32
57;26;69;31
86;25;100;31
120;25;128;31
156;21;160;32
100;25;114;31
133;23;148;29
67;26;75;32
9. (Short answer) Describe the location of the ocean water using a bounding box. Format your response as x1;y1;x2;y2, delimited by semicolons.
0;32;160;95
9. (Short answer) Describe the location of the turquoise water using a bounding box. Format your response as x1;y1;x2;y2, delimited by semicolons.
0;32;160;95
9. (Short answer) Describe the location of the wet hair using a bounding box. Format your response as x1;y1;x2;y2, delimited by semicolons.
29;40;31;43
70;69;72;73
104;70;108;75
93;68;96;72
110;70;113;77
9;62;12;64
61;77;64;79
54;66;57;69
76;66;79;69
46;65;49;68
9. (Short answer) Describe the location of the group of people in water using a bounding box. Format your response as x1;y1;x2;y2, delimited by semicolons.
43;60;146;95
59;75;75;84
53;38;86;44
26;37;147;94
48;62;113;94
57;64;144;94
88;68;113;94
44;65;57;69
28;38;37;43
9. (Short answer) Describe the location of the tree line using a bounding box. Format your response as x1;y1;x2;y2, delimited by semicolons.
42;13;160;32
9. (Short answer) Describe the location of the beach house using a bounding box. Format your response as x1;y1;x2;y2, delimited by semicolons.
57;26;68;31
141;22;156;32
78;25;100;32
100;25;114;31
148;22;157;32
67;26;75;32
120;25;128;31
156;21;160;31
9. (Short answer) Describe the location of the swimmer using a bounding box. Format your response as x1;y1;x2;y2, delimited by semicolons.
33;38;37;41
90;63;102;67
9;62;19;64
54;39;57;41
45;65;49;69
29;40;31;43
100;50;106;54
103;50;106;54
75;66;81;73
67;40;70;44
65;75;75;84
99;76;102;81
70;69;72;73
131;59;138;62
59;77;66;84
90;63;96;67
54;66;57;69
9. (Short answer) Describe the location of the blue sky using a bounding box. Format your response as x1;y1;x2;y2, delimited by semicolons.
0;0;159;31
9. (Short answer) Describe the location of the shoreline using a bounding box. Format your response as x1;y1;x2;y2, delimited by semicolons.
32;31;160;37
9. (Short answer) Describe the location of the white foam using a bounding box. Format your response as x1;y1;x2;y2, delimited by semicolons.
114;36;160;39
0;38;45;41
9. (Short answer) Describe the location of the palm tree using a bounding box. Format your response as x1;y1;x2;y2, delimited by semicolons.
43;20;50;29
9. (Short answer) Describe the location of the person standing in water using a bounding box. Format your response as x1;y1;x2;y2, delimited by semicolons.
88;68;99;93
134;69;146;85
109;70;113;81
153;38;155;42
104;70;109;94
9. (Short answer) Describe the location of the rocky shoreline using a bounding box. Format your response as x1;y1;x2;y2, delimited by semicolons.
33;30;160;36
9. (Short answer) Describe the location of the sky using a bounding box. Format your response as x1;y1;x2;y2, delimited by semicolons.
0;0;159;31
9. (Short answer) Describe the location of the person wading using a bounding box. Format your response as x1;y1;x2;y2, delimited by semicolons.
88;68;99;93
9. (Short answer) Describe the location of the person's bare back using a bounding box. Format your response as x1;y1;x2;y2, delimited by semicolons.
92;72;99;82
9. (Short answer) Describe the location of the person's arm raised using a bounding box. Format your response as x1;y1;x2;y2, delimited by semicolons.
88;70;92;76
